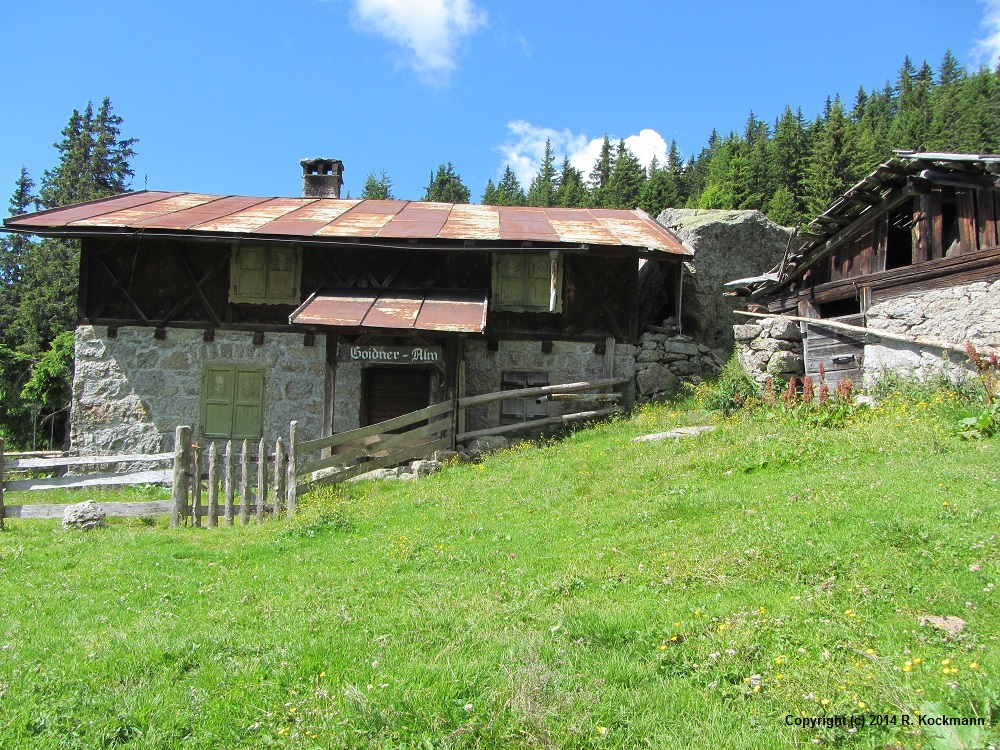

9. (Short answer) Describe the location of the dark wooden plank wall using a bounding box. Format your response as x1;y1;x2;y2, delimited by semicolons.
79;239;642;341
802;314;865;387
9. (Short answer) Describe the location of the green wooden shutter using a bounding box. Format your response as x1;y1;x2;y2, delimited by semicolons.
497;255;527;305
203;366;235;438
232;368;264;440
266;247;298;300
233;246;267;299
526;256;551;309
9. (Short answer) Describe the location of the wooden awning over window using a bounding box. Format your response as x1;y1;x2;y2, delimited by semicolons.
289;290;488;334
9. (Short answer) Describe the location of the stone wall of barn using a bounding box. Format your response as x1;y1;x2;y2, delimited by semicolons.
633;316;729;401
862;278;1000;387
71;325;327;455
462;340;636;432
733;317;805;384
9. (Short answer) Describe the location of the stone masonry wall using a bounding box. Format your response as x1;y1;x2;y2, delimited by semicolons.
72;325;327;455
463;340;636;432
634;316;729;401
733;317;805;384
862;279;1000;387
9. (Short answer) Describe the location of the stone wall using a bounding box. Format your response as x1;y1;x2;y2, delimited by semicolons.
72;325;327;455
862;279;1000;387
733;317;804;384
634;316;729;401
463;339;636;432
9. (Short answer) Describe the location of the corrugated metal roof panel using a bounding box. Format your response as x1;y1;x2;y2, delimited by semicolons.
71;193;216;226
438;203;500;240
4;191;691;255
290;290;488;333
193;198;311;232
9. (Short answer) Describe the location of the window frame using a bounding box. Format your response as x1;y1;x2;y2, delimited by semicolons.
229;244;303;305
491;252;563;313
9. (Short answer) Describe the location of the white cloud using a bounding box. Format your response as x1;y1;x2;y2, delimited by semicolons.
498;121;669;187
350;0;487;84
973;0;1000;66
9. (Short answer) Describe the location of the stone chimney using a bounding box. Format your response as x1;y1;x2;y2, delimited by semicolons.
300;158;344;199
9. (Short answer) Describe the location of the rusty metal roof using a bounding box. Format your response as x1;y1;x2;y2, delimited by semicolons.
4;192;691;256
289;290;489;333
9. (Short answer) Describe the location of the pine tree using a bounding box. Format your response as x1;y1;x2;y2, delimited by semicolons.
588;135;614;206
527;138;557;207
494;165;526;206
0;168;35;296
605;140;645;209
554;157;588;208
639;156;679;218
766;106;807;223
803;98;858;216
360;170;396;199
422;163;470;203
481;178;499;204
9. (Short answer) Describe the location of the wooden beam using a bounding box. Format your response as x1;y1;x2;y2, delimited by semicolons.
158;254;229;328
458;377;628;409
456;407;620;442
168;243;222;326
734;310;997;355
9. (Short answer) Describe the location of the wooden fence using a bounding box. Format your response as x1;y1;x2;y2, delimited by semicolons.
0;427;289;529
291;375;629;495
0;376;630;527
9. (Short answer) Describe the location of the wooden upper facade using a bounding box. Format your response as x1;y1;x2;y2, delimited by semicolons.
4;193;693;344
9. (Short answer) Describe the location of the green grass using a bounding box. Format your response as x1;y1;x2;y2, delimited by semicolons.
1;393;998;749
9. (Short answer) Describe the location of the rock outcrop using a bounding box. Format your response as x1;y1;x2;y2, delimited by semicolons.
656;209;791;350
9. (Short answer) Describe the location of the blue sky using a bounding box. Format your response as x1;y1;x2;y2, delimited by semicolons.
1;1;998;205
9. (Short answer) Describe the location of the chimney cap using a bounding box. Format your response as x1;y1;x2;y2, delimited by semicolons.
300;158;344;176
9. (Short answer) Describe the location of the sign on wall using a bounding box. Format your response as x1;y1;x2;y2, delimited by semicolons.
336;344;443;364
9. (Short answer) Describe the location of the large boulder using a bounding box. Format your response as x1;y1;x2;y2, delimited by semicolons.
657;209;791;350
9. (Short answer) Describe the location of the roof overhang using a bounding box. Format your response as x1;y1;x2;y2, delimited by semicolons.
289;289;488;334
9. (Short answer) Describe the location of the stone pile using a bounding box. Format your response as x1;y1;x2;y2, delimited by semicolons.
733;317;804;384
634;317;730;402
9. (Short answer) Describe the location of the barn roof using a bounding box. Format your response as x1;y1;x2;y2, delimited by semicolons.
3;191;692;257
729;151;1000;296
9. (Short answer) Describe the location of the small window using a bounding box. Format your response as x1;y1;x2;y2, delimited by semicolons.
229;245;302;304
501;371;549;424
202;365;265;440
492;253;562;312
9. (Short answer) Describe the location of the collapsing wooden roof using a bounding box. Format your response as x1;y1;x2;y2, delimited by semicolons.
728;151;1000;296
3;191;693;257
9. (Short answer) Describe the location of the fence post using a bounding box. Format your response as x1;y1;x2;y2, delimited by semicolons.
191;444;202;528
256;437;266;523
0;437;5;530
239;439;250;525
273;437;285;519
224;440;235;526
171;426;192;528
207;442;219;529
286;421;297;518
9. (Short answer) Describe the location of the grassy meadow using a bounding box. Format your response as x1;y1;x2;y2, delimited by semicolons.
0;391;997;749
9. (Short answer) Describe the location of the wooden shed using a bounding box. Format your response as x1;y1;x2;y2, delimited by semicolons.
730;151;1000;386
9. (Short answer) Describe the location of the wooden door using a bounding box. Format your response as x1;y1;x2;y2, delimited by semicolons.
363;368;431;429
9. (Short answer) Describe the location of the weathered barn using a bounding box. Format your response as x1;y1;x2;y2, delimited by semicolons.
3;161;691;455
730;152;1000;386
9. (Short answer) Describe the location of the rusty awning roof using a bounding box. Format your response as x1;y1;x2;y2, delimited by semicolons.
289;289;489;334
3;192;692;256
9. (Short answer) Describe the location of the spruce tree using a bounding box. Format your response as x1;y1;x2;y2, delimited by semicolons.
588;135;614;207
639;156;679;217
422;163;470;203
495;165;526;206
527;138;557;207
554;157;588;208
360;170;396;199
481;178;499;205
605;140;645;209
